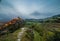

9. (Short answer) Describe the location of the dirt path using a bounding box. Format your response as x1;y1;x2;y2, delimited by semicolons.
17;27;27;41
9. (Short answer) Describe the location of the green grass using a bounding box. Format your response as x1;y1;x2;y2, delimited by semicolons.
33;30;42;41
1;22;60;41
24;22;60;41
0;28;21;41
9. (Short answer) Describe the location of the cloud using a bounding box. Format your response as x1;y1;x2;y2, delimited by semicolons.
0;3;23;18
0;0;60;19
0;0;1;2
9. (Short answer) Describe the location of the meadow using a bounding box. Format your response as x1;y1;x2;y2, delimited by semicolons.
0;21;60;41
22;21;60;41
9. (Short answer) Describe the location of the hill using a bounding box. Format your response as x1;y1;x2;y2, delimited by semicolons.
43;14;60;23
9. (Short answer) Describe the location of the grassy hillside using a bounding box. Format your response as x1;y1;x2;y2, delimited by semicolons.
22;14;60;41
23;22;60;41
0;14;60;41
0;28;21;41
44;14;60;23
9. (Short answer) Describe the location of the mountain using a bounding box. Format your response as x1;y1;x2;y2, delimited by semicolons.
44;14;60;23
0;13;12;26
52;14;60;18
31;11;41;16
25;14;60;23
25;19;43;22
0;13;11;22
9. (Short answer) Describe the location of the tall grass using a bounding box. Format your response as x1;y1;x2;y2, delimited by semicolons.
24;22;60;41
33;30;42;41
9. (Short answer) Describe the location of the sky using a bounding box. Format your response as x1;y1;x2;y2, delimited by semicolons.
0;0;60;19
